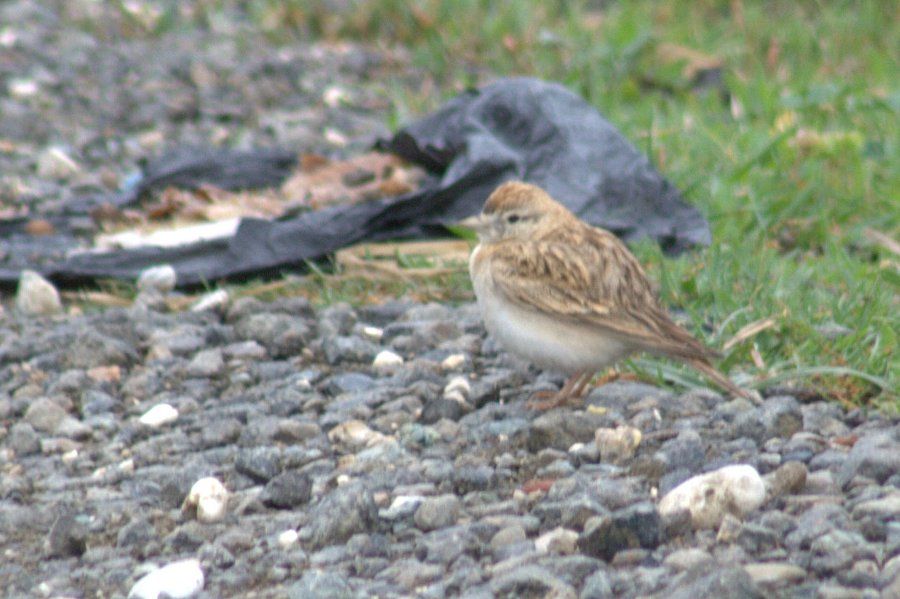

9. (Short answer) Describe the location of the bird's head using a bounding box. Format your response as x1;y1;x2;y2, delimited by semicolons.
458;181;570;243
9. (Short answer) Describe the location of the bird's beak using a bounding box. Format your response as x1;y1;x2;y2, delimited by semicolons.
458;214;488;235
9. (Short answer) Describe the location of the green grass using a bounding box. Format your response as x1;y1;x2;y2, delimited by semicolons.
90;0;899;406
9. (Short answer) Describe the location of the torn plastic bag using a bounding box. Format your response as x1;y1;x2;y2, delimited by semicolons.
0;77;710;288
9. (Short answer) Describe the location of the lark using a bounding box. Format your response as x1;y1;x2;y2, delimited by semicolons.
462;181;753;408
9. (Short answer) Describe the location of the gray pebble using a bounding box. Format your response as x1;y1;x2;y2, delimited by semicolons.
235;447;282;483
7;422;41;455
304;481;378;549
414;494;462;531
287;569;353;599
490;565;576;598
262;471;313;508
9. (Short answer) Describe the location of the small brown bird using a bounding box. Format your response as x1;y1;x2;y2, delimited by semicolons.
462;181;753;408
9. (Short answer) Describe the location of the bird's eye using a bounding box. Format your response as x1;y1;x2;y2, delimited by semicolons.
506;214;521;224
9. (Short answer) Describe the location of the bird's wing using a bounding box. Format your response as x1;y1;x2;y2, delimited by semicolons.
485;227;717;361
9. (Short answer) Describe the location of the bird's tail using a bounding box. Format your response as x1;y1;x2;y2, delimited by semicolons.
685;357;759;404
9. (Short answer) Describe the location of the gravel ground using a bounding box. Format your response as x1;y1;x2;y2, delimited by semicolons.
1;295;899;598
2;3;899;599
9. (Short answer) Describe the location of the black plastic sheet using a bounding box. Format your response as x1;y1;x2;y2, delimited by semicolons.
0;77;710;288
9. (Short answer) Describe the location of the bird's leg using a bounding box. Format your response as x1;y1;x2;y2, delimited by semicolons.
528;371;590;410
570;371;595;398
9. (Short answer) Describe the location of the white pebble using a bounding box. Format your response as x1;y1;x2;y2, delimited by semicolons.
594;426;642;463
362;326;384;341
373;350;404;369
137;265;177;294
379;495;425;520
535;527;578;555
441;353;466;370
191;289;229;312
183;477;229;523
277;529;299;549
36;146;81;179
61;449;79;464
0;27;16;47
324;128;347;147
659;464;766;530
118;458;135;474
8;77;38;98
323;85;349;107
328;420;389;449
128;558;204;599
443;376;471;399
15;270;63;316
139;403;179;427
443;390;467;405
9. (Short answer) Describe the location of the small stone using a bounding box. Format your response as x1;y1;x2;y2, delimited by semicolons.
191;289;229;312
419;398;464;423
658;464;765;530
361;325;383;341
414;494;461;531
323;335;379;364
277;529;298;549
529;410;607;451
87;365;122;383
36;146;81;180
379;495;424;520
186;348;225;378
716;513;743;543
322;372;375;395
743;563;807;588
444;376;471;399
852;492;900;520
262;471;312;508
235;447;281;483
128;558;204;599
657;563;762;598
139;403;179;427
324;128;348;147
837;432;900;487
182;477;229;523
764;460;807;500
328;420;390;450
441;353;466;370
287;570;353;599
372;349;404;369
304;480;378;549
7;422;41;456
137;264;177;294
655;430;705;473
9;77;38;98
577;503;660;561
595;426;642;464
15;270;63;316
323;85;349;107
490;565;576;599
580;569;613;599
45;510;88;558
24;397;68;433
759;396;804;440
663;548;714;571
535;527;579;555
490;524;527;550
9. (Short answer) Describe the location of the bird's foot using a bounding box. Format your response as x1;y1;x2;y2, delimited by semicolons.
591;369;639;388
526;372;592;410
526;392;583;411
